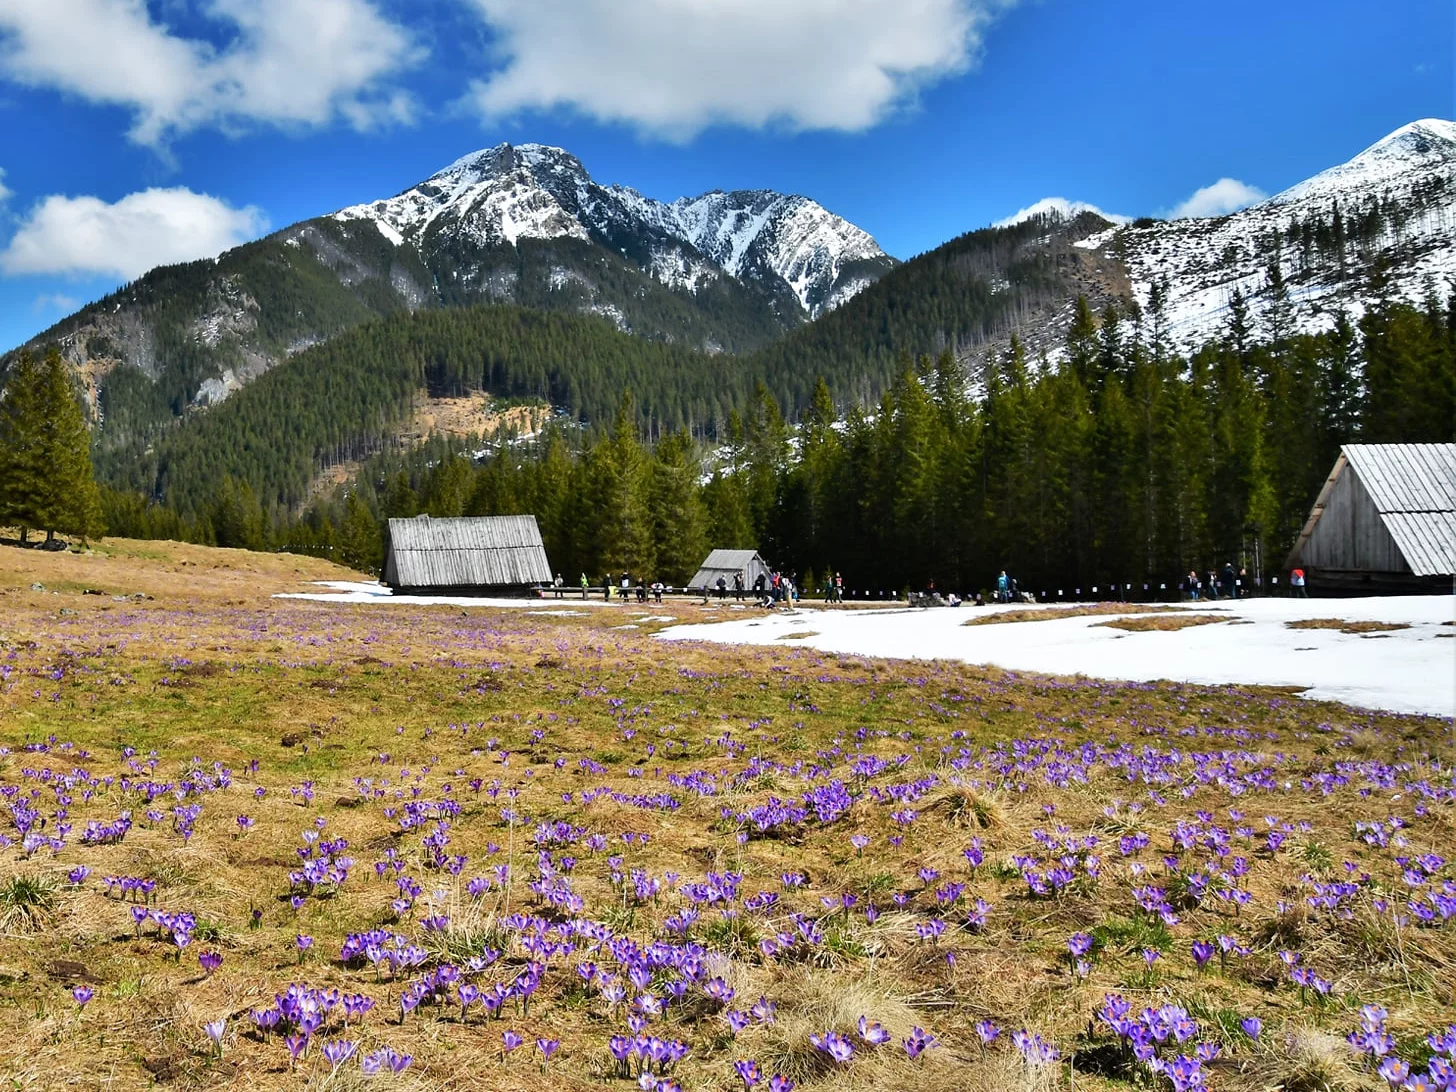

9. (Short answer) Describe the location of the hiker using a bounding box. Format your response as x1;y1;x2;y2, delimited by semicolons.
580;572;589;600
620;573;632;602
974;591;986;607
733;572;744;600
652;581;664;603
636;579;647;603
753;572;767;602
834;571;844;604
1185;570;1200;601
996;570;1010;603
1206;570;1220;600
1221;563;1237;600
716;575;728;600
553;573;564;599
1290;567;1307;598
603;575;612;602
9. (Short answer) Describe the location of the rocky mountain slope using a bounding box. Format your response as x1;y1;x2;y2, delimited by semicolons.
6;144;894;438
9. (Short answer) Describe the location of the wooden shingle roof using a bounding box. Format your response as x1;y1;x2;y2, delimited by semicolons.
385;516;552;589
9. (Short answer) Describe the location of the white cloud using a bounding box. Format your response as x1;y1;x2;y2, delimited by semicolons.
0;187;268;279
0;0;421;146
0;168;11;206
33;292;80;313
1168;178;1266;220
994;197;1129;228
462;0;1014;138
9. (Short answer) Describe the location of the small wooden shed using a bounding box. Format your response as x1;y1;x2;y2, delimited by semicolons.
384;515;552;595
689;549;772;593
1284;443;1455;593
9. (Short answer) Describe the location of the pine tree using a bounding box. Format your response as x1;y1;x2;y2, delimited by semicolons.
648;430;707;584
339;491;384;573
0;349;103;543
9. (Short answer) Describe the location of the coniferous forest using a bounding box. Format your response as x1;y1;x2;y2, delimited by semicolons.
96;275;1455;596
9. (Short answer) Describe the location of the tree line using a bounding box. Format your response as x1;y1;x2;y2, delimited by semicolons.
99;276;1454;594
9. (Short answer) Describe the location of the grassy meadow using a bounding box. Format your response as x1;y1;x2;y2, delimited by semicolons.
1;539;1453;1091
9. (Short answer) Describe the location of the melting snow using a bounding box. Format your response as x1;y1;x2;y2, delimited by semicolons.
657;595;1456;718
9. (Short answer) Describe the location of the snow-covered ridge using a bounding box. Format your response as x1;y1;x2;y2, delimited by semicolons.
333;142;893;317
1069;118;1456;350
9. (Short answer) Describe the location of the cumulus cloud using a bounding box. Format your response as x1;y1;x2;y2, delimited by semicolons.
0;168;11;206
0;0;421;146
993;196;1130;228
1168;178;1266;219
0;187;268;280
462;0;1014;138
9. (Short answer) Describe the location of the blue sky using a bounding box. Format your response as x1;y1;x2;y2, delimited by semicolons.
0;0;1450;351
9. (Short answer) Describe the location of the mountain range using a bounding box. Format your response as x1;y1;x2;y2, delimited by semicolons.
4;118;1452;512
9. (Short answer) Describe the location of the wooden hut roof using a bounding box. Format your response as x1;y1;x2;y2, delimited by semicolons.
689;549;770;589
1286;444;1456;576
385;516;552;588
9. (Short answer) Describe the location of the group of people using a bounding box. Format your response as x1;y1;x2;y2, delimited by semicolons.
1180;564;1253;601
549;573;669;602
994;570;1030;603
709;569;798;608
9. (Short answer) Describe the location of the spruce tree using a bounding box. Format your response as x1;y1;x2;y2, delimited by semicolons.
0;349;103;543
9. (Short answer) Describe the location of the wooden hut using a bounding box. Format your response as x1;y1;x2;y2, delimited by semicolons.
689;549;772;594
1284;443;1455;594
384;515;552;595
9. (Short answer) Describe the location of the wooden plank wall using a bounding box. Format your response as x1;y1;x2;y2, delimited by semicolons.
1302;465;1410;573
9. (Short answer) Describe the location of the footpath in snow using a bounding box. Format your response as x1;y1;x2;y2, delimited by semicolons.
657;595;1456;719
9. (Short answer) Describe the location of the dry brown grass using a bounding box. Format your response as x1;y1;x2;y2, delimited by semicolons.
1093;613;1229;632
963;602;1184;626
1285;618;1412;634
0;538;1452;1091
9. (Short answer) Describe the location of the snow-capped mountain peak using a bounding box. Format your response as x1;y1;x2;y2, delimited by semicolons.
1271;117;1456;206
333;142;894;318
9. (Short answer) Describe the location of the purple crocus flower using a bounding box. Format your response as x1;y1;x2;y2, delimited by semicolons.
734;1059;762;1088
1191;940;1215;969
768;1078;795;1092
198;949;222;975
72;986;93;1008
321;1039;357;1068
1241;1017;1262;1040
903;1027;937;1059
202;1019;226;1056
858;1016;891;1046
502;1030;524;1053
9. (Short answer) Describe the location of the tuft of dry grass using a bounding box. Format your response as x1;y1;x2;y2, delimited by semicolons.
1254;1027;1383;1092
745;969;936;1084
1286;618;1412;634
777;631;821;641
919;784;1006;829
1094;613;1228;632
963;603;1183;626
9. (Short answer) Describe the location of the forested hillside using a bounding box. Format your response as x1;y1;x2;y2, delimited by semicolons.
97;305;753;519
81;212;1116;519
102;280;1454;593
